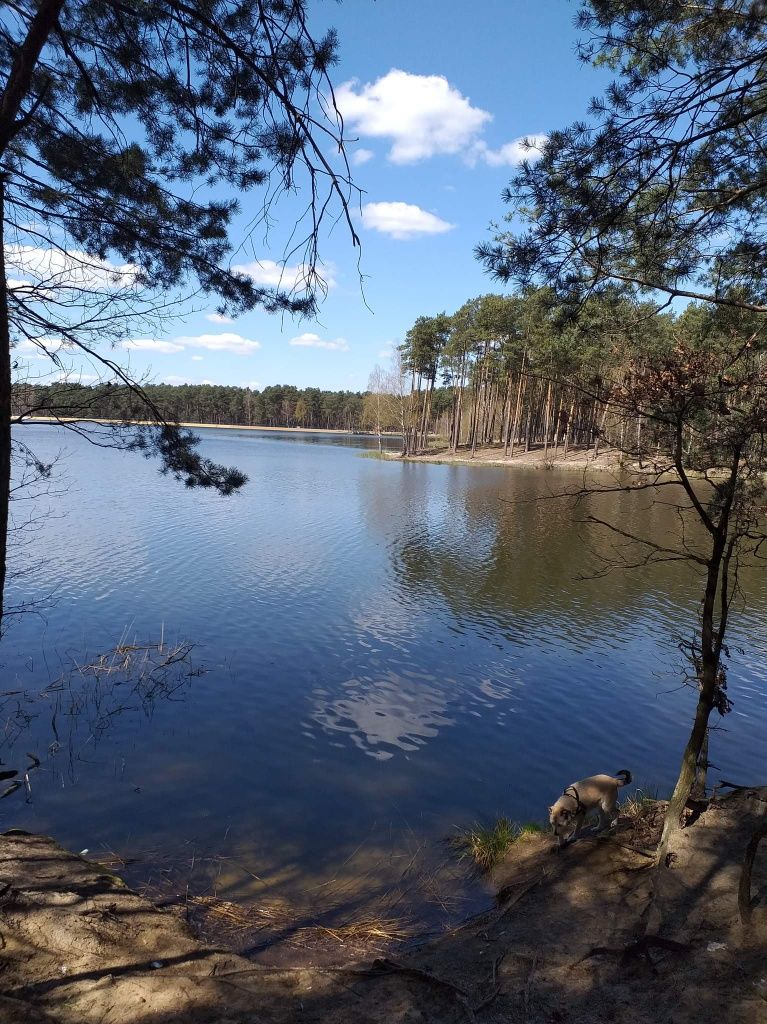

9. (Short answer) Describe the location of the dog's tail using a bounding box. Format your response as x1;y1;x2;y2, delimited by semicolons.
614;769;632;787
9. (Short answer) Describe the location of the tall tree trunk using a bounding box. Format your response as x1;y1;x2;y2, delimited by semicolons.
658;554;721;859
0;178;11;628
543;381;552;458
471;364;485;458
0;0;66;629
563;398;575;458
553;392;564;455
659;438;739;859
454;379;464;451
502;373;514;457
452;350;466;451
524;380;535;452
508;356;527;459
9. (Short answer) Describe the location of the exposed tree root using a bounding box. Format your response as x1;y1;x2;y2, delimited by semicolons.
738;823;767;925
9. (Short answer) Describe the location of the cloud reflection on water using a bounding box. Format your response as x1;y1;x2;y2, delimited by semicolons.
311;671;454;760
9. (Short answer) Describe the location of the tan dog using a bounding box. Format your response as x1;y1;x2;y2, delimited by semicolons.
549;770;632;847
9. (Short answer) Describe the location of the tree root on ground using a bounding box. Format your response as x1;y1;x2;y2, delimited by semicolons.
571;936;690;972
738;823;767;925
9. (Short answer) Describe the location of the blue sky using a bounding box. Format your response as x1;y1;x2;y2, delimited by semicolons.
16;0;613;394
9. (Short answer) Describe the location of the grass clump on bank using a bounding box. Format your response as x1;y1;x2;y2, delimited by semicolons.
623;785;661;820
451;817;544;871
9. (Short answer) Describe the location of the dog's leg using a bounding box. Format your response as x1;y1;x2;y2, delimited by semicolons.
600;793;618;831
595;808;612;832
570;811;587;842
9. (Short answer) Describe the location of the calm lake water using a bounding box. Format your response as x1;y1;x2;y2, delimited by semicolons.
2;425;766;938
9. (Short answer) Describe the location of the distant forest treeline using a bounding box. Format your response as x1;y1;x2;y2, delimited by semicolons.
12;382;371;432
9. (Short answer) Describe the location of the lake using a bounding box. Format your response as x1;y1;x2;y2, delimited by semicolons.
2;424;766;941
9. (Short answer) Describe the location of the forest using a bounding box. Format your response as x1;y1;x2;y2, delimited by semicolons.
14;285;765;471
12;381;367;432
385;289;765;470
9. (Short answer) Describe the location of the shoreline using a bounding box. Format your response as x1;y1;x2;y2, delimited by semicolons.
2;788;764;1023
391;443;627;473
19;416;393;437
17;419;690;475
20;418;622;469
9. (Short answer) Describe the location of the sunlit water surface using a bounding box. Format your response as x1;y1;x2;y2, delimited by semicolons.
2;425;766;942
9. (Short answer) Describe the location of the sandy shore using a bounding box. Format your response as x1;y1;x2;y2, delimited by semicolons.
393;443;626;472
1;787;764;1023
19;420;671;474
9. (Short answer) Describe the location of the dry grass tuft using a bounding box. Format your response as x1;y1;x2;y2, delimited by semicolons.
623;786;661;821
314;916;410;946
451;817;544;871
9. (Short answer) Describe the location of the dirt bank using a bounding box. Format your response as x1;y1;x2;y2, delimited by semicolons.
0;788;765;1023
394;442;626;472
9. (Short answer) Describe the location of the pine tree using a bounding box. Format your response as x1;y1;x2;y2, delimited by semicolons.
0;0;358;624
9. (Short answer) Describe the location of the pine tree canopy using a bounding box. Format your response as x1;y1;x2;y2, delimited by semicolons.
0;0;358;496
477;1;767;314
2;0;354;314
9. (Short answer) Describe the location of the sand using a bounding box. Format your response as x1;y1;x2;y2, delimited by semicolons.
1;786;765;1023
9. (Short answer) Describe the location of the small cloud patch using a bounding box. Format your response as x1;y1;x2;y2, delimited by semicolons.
289;333;349;352
360;202;454;240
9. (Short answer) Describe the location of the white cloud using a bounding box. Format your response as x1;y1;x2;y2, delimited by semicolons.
471;133;548;167
6;245;140;291
191;355;204;361
123;338;184;354
120;332;261;357
360;202;454;240
7;277;54;298
14;336;70;355
205;312;234;324
351;147;374;166
163;375;218;386
172;332;261;356
378;347;394;359
244;380;261;390
232;259;336;292
337;69;491;164
289;332;349;352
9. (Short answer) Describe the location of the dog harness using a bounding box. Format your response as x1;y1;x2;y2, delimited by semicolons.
562;784;585;814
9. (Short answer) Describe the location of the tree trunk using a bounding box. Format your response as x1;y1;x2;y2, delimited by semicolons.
659;515;726;858
503;372;516;457
0;177;11;628
563;398;575;458
0;0;66;629
553;392;563;455
658;660;716;858
543;381;552;458
509;360;527;459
